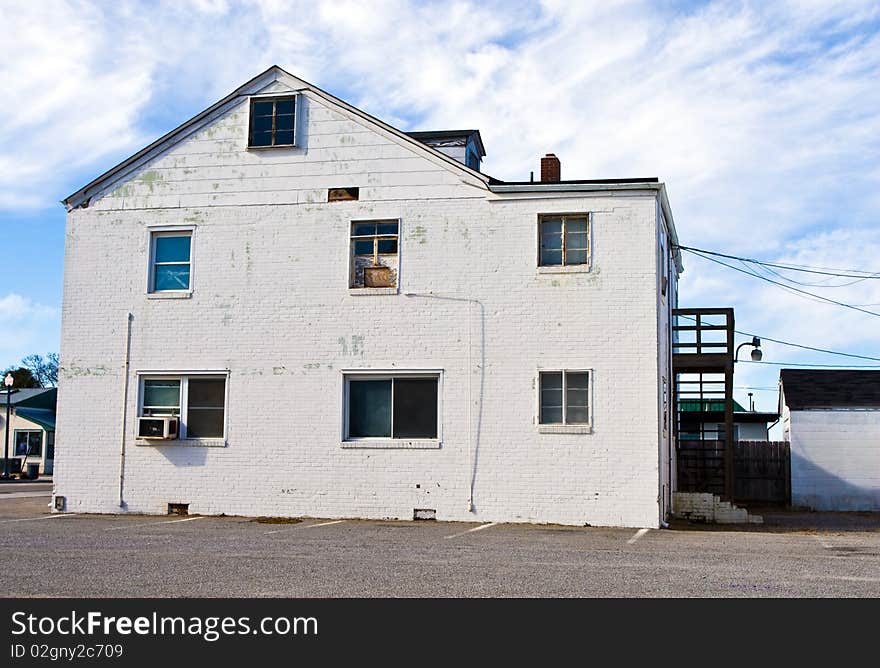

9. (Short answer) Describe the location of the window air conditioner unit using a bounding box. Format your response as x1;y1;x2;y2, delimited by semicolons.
138;416;178;440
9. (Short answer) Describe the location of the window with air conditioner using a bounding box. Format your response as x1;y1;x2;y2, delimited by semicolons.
138;374;227;441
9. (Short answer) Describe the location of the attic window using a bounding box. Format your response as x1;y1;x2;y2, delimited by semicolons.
249;96;296;147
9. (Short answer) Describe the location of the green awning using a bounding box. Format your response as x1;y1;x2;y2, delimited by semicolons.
14;407;55;431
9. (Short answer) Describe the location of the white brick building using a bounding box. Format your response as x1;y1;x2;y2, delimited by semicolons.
55;66;682;528
780;369;880;511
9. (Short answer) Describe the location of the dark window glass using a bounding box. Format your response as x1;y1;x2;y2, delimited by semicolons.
252;100;274;116
276;99;295;115
252;115;273;132
539;372;563;424
249;97;296;147
348;380;392;437
352;222;376;236
377;239;398;254
376;222;399;235
353;240;373;255
275;114;295;131
273;130;294;145
392;379;438;438
186;378;226;438
251;131;272;147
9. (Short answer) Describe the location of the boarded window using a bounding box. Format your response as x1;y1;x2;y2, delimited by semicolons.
249;96;296;147
539;214;590;267
350;220;399;288
347;375;439;439
539;371;590;425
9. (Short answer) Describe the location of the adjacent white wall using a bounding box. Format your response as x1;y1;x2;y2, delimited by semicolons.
55;74;674;528
788;409;880;511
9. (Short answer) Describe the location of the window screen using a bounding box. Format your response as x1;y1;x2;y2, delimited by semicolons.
187;378;226;438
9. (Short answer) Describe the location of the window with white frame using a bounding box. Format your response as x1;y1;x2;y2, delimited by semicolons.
139;375;227;439
150;231;192;292
539;214;590;267
345;374;439;439
539;370;590;425
350;220;399;288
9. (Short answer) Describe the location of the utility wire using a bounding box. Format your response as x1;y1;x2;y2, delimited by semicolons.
682;248;880;319
676;245;880;279
740;360;880;368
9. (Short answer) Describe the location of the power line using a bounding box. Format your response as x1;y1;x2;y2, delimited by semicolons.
682;248;880;319
676;245;880;279
740;360;880;368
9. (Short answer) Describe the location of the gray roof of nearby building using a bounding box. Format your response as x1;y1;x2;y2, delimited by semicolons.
780;369;880;409
0;388;54;406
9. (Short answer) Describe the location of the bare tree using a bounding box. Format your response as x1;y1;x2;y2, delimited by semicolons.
20;353;59;388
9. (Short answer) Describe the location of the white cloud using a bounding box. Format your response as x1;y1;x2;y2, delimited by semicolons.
0;294;58;369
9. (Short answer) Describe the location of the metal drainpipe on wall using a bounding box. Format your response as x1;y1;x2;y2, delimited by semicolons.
404;293;484;513
118;312;134;508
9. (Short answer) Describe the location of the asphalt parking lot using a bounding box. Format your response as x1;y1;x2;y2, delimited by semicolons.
1;487;878;597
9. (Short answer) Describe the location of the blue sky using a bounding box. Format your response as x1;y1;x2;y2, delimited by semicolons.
2;0;880;417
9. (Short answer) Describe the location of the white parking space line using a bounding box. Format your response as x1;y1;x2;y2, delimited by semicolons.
0;491;53;499
264;519;345;535
0;513;78;524
106;516;204;531
627;528;650;544
812;535;834;549
444;522;498;540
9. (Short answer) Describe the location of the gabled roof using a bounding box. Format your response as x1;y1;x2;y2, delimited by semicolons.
63;66;490;210
780;369;880;409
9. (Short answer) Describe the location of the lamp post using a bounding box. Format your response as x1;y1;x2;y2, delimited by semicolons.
735;336;762;363
2;373;12;480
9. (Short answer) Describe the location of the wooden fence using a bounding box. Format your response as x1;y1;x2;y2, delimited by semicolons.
733;440;790;505
677;440;790;505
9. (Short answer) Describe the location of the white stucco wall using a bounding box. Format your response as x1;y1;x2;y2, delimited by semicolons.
789;409;880;511
55;73;674;528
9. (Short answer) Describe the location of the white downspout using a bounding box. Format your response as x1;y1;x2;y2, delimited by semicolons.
404;293;483;513
118;312;133;508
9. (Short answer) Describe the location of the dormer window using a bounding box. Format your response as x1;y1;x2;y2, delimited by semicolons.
249;96;296;147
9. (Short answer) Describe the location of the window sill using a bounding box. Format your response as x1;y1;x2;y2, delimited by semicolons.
537;265;591;275
537;424;593;434
247;144;297;150
135;438;226;448
348;287;399;296
146;291;192;300
341;439;441;449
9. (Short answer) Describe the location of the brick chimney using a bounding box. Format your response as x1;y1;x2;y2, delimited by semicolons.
540;153;561;182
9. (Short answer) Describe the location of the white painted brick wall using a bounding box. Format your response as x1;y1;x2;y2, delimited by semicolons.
54;79;672;529
789;410;880;510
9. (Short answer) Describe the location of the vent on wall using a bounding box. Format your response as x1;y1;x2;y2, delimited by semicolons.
329;187;359;202
167;503;189;516
413;508;436;521
53;496;66;512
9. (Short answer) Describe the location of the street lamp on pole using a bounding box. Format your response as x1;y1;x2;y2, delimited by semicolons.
735;336;762;363
2;373;13;480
